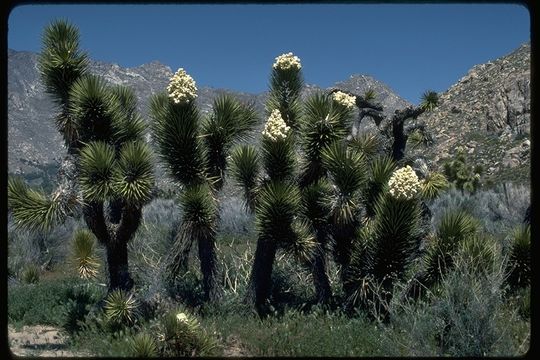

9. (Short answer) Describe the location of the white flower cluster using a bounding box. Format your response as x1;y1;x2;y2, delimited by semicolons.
176;312;188;323
262;109;290;141
273;52;302;71
332;91;356;109
388;165;421;200
167;68;197;105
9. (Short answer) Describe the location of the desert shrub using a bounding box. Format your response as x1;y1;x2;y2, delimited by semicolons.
382;252;528;357
104;289;140;327
430;183;529;236
20;263;40;284
8;277;104;327
129;332;159;357
505;224;531;289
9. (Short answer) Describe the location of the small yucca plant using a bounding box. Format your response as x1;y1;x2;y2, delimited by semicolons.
158;309;216;357
21;264;40;284
420;90;439;112
104;289;139;326
457;233;499;275
130;332;159;357
71;228;100;280
506;225;531;289
419;171;449;201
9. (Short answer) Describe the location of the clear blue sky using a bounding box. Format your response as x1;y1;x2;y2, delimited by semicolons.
8;3;530;104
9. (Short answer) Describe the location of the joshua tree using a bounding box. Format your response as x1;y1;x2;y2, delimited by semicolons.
329;88;438;162
149;69;258;301
8;19;154;291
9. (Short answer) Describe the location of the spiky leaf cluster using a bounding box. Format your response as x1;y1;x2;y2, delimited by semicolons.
113;141;154;205
422;210;479;285
8;177;71;232
419;171;449;200
38;19;88;107
229;145;260;212
506;225;531;289
180;184;217;234
321;141;368;224
129;333;158;357
267;52;304;129
202;95;258;188
150;93;207;186
420;90;439;111
21;264;40;284
104;289;140;325
71;228;100;280
261;134;296;182
363;155;397;217
457;233;499;275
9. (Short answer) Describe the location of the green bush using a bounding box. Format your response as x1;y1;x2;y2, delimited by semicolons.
20;264;40;284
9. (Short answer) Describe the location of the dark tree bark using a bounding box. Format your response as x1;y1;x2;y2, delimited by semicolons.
107;198;125;224
311;242;332;304
82;200;142;292
198;230;221;301
390;106;427;162
246;236;278;316
524;205;531;225
105;239;134;291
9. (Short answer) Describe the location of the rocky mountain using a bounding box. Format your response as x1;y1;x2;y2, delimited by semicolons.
7;48;410;189
416;43;530;185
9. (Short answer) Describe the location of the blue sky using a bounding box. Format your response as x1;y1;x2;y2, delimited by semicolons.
8;3;530;104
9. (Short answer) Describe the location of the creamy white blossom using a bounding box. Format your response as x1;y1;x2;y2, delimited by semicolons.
167;68;197;105
262;109;290;141
388;165;421;200
332;91;356;108
176;312;188;323
273;52;302;71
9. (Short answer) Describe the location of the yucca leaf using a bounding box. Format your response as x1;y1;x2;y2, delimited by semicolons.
506;225;531;288
267;64;304;129
79;141;116;202
112;141;155;205
457;233;498;275
348;132;382;158
104;289;140;325
38;19;88;106
202;94;258;189
110;85;146;145
255;181;301;243
8;177;71;232
321;141;368;224
180;183;217;233
261;135;296;182
420;90;438;112
150;92;207;186
71;228;100;279
363;155;396;217
229;145;260;212
69;75;119;143
420;171;449;200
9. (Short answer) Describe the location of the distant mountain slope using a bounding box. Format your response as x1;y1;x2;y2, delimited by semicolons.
417;43;530;184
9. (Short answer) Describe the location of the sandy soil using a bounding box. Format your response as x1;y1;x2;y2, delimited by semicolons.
8;325;91;357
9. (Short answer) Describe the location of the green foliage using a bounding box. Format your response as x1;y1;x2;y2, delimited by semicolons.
261;135;296;182
78;141;116;201
255;181;302;245
363;88;377;102
69;74;117;143
420;171;449;200
109;85;146;145
8;177;71;232
443;149;483;193
8;277;104;328
229;145;260;211
267;60;304;129
71;228;100;280
150;92;207;186
422;210;479;285
157;308;217;356
363;155;397;217
345;192;422;311
506;225;531;289
202;95;258;188
457;233;499;275
113;141;154;205
129;332;159;357
321;141;368;224
420;90;439;112
299;92;354;185
104;289;140;326
180;183;218;232
38;19;88;107
348;132;382;158
21;264;40;284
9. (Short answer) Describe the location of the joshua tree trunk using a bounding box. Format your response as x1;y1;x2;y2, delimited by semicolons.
83;200;141;292
198;231;221;301
106;240;134;291
246;236;278;315
311;242;332;304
